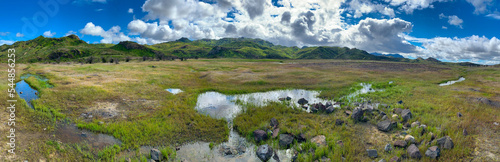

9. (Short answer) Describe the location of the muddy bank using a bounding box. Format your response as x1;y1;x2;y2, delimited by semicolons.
54;123;121;149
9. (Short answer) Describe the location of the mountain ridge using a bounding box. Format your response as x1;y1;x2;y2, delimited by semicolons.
0;35;484;66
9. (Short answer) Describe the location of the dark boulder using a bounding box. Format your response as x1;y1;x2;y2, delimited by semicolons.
389;156;400;162
310;106;318;113
295;133;306;143
404;123;411;128
256;144;273;162
279;134;294;148
298;98;308;105
335;119;344;126
407;144;422;159
429;132;436;141
325;106;335;114
436;136;454;149
351;107;364;122
425;146;440;159
325;102;333;108
401;109;412;122
150;148;162;161
270;118;279;129
317;102;326;111
367;149;378;158
377;120;396;132
254;130;268;143
221;145;235;155
362;116;369;122
394;108;402;114
384;143;392;152
393;140;407;148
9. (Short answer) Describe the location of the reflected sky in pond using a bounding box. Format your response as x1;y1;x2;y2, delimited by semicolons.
166;88;183;94
195;89;333;120
16;80;38;109
439;77;465;86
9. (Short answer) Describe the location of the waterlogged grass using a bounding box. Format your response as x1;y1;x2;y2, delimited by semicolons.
0;60;498;161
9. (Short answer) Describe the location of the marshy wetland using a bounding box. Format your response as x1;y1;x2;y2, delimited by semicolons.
0;59;499;161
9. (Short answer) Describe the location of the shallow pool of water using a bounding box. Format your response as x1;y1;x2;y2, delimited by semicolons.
195;89;333;120
439;77;465;86
343;83;378;102
55;124;121;149
166;88;183;94
15;80;39;108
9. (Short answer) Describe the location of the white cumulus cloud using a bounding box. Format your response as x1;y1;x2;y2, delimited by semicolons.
385;0;449;14
128;8;133;14
43;31;56;37
466;0;493;14
347;0;395;18
0;40;15;45
439;13;463;28
79;22;131;43
406;35;500;64
486;13;500;19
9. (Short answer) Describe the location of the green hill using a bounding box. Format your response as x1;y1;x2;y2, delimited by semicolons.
1;35;484;66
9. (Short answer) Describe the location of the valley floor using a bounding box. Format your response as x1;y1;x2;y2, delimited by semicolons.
0;59;498;161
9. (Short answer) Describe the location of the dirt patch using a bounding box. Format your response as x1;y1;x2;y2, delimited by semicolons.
472;122;500;161
81;102;124;120
469;97;500;108
360;123;393;147
54;123;121;149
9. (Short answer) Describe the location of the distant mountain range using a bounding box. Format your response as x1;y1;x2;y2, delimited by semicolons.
0;35;484;66
370;52;405;58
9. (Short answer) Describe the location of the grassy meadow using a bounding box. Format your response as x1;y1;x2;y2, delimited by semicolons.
0;59;498;161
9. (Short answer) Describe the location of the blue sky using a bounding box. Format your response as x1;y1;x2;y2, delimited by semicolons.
0;0;499;64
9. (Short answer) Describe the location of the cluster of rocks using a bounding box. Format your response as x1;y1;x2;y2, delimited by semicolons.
255;117;336;161
220;143;247;156
367;134;453;161
80;110;118;119
254;118;307;149
269;96;460;161
296;98;337;114
80;112;94;119
351;101;456;161
343;101;388;124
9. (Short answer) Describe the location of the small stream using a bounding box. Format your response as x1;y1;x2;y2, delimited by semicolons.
15;80;39;109
439;77;465;86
